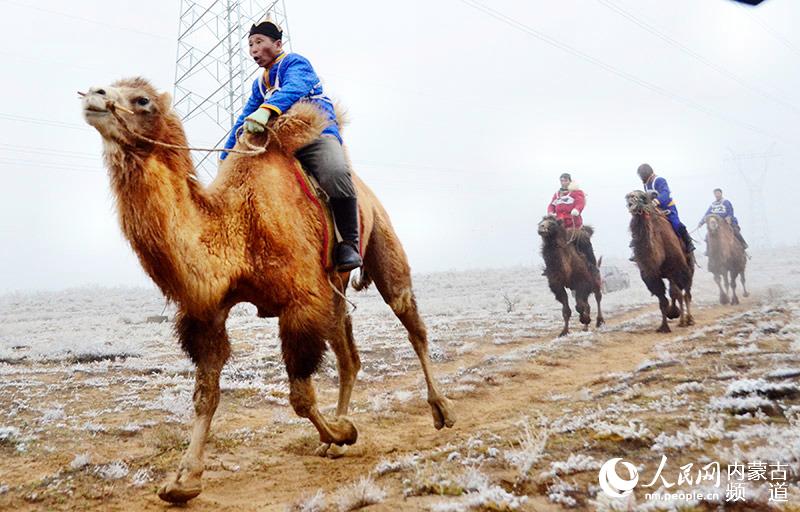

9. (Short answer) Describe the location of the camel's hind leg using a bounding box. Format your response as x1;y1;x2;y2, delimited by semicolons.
363;220;455;430
280;308;358;448
158;312;231;504
684;287;695;325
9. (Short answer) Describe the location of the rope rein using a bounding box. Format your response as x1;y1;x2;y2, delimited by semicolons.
80;91;268;156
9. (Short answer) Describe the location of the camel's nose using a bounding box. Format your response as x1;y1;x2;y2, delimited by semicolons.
89;86;107;96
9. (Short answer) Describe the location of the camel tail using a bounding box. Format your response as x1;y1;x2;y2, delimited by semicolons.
351;267;372;291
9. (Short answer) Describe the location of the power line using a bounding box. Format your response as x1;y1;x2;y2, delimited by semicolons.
0;0;172;41
737;3;800;60
457;0;788;143
594;0;800;117
0;112;92;132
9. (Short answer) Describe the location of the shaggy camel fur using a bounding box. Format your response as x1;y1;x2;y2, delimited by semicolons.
81;77;454;503
626;190;695;332
704;214;749;305
538;216;604;337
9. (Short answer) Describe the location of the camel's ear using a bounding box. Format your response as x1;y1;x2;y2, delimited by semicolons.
159;91;173;109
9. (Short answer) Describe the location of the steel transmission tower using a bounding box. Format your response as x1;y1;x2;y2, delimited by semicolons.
173;0;291;180
725;146;778;249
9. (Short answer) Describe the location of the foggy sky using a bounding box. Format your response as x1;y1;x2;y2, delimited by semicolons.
1;0;798;293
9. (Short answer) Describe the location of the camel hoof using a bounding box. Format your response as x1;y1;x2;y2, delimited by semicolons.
596;317;605;328
743;291;750;298
429;396;456;430
326;416;358;446
657;324;671;333
558;329;569;337
687;316;695;326
314;443;348;458
157;474;202;503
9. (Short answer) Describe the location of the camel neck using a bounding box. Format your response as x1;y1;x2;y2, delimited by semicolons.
106;147;216;304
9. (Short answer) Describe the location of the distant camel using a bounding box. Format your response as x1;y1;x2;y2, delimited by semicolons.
81;77;454;503
704;214;748;305
538;216;604;336
626;190;694;332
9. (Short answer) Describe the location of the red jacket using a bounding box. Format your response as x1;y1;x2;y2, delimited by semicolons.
547;184;585;228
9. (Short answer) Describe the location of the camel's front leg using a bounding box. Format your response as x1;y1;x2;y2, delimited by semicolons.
670;281;687;327
594;289;605;327
575;290;591;331
317;313;361;458
549;283;571;337
684;288;695;325
723;272;731;303
714;273;729;304
158;314;230;503
280;311;358;448
729;271;740;305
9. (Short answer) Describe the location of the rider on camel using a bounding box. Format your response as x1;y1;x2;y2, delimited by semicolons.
220;20;362;272
697;188;748;250
630;163;695;261
547;173;597;267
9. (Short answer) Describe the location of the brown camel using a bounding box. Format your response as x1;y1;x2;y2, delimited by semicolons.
704;214;748;305
81;77;455;503
538;216;604;337
626;190;694;332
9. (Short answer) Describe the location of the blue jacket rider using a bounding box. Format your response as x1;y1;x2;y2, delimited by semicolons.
221;21;361;271
698;188;748;249
637;163;695;254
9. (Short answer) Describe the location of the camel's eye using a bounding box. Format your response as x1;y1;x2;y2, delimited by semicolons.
136;97;150;106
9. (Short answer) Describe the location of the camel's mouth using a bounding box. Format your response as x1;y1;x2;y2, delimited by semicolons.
83;106;110;116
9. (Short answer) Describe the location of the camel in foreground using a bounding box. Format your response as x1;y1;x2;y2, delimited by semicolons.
626;190;694;332
538;216;604;336
704;214;748;304
81;77;454;503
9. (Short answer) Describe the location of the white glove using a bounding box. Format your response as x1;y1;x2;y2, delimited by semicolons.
570;208;580;217
244;107;271;133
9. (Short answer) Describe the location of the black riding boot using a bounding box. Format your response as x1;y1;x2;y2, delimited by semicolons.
679;224;695;253
330;197;363;272
734;228;749;249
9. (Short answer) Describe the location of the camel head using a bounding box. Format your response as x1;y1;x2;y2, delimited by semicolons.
625;190;654;215
82;77;181;151
537;215;564;238
705;214;721;234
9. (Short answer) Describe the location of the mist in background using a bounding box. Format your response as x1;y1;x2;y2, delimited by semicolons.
0;0;798;292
